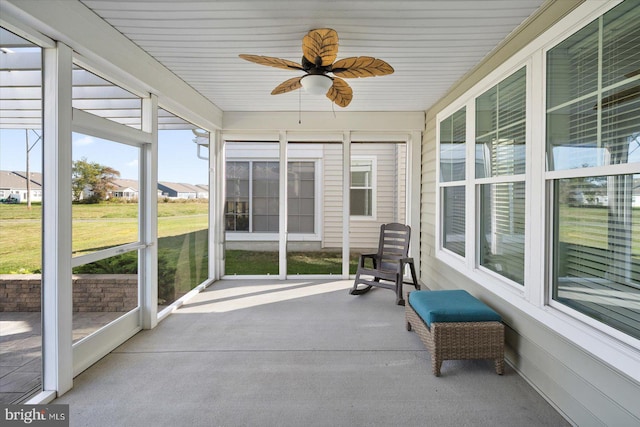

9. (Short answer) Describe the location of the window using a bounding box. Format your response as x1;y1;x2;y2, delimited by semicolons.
439;108;466;257
252;161;279;232
351;158;374;217
477;67;527;285
225;160;316;233
157;109;209;307
0;27;43;403
225;161;249;231
288;161;315;233
547;1;640;339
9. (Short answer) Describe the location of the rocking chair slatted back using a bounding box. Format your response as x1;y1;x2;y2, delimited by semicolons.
350;222;420;305
378;224;412;271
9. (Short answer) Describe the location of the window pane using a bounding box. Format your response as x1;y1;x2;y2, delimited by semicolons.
546;21;599;110
546;95;600;169
553;174;640;339
0;28;43;403
287;161;314;234
72;251;139;341
225;161;249;231
476;67;526;178
440;108;466;182
351;160;373;187
479;182;525;285
602;81;640;165
602;2;640;89
350;188;372;216
546;2;640;171
157;110;209;307
253;161;279;232
442;186;465;257
350;158;374;217
72;134;139;256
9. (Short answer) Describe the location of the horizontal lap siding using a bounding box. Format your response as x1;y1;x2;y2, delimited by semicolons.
350;143;406;251
322;144;343;249
421;118;437;287
322;143;407;251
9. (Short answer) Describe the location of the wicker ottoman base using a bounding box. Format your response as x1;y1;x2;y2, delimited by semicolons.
406;300;504;376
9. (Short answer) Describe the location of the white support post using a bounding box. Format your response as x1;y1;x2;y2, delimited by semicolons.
42;42;73;396
407;131;422;277
140;94;158;329
342;132;351;279
210;130;225;280
279;131;287;279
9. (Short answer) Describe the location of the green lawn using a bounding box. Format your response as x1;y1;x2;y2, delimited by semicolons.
225;250;360;275
3;202;637;275
0;201;359;276
0;202;209;273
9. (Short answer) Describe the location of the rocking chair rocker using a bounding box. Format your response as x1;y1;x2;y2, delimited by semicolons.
350;223;419;305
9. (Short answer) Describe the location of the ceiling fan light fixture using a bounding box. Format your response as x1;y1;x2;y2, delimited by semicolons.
239;28;393;107
301;74;332;95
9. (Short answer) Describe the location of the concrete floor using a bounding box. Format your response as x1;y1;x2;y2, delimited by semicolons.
51;279;570;427
0;311;123;404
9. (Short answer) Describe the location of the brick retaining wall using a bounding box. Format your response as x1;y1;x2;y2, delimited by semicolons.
0;274;138;312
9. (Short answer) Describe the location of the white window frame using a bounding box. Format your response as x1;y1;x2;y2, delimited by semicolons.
543;1;640;348
437;106;467;260
434;0;640;382
474;65;528;288
69;62;152;376
350;156;377;220
224;157;321;242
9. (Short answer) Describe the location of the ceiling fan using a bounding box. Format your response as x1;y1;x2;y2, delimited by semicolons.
239;28;394;108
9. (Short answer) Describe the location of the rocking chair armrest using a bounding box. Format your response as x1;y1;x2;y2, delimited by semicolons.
359;253;379;259
358;253;380;267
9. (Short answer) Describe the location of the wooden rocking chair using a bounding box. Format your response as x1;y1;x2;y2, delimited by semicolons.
350;222;420;305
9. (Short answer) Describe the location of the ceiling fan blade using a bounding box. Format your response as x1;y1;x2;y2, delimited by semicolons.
271;76;303;95
331;56;394;78
326;77;353;108
239;54;303;71
302;28;338;67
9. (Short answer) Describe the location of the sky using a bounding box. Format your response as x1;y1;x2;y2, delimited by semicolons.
2;128;639;183
0;128;209;185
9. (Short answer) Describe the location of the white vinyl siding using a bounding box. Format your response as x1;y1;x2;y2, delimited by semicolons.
322;142;407;250
322;143;344;248
349;143;406;250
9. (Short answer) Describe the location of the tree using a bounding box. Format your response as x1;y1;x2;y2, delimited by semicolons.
72;158;120;202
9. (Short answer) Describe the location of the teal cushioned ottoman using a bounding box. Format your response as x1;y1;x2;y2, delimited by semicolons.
408;289;501;326
405;289;504;376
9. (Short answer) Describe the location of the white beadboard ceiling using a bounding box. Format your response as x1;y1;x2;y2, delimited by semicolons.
78;0;546;113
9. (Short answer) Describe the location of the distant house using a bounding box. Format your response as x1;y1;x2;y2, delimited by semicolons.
110;178;139;200
0;170;43;202
195;184;209;198
158;182;208;199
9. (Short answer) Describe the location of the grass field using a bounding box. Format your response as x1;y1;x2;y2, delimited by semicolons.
0;202;209;273
0;201;359;276
225;249;360;275
2;202;638;275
